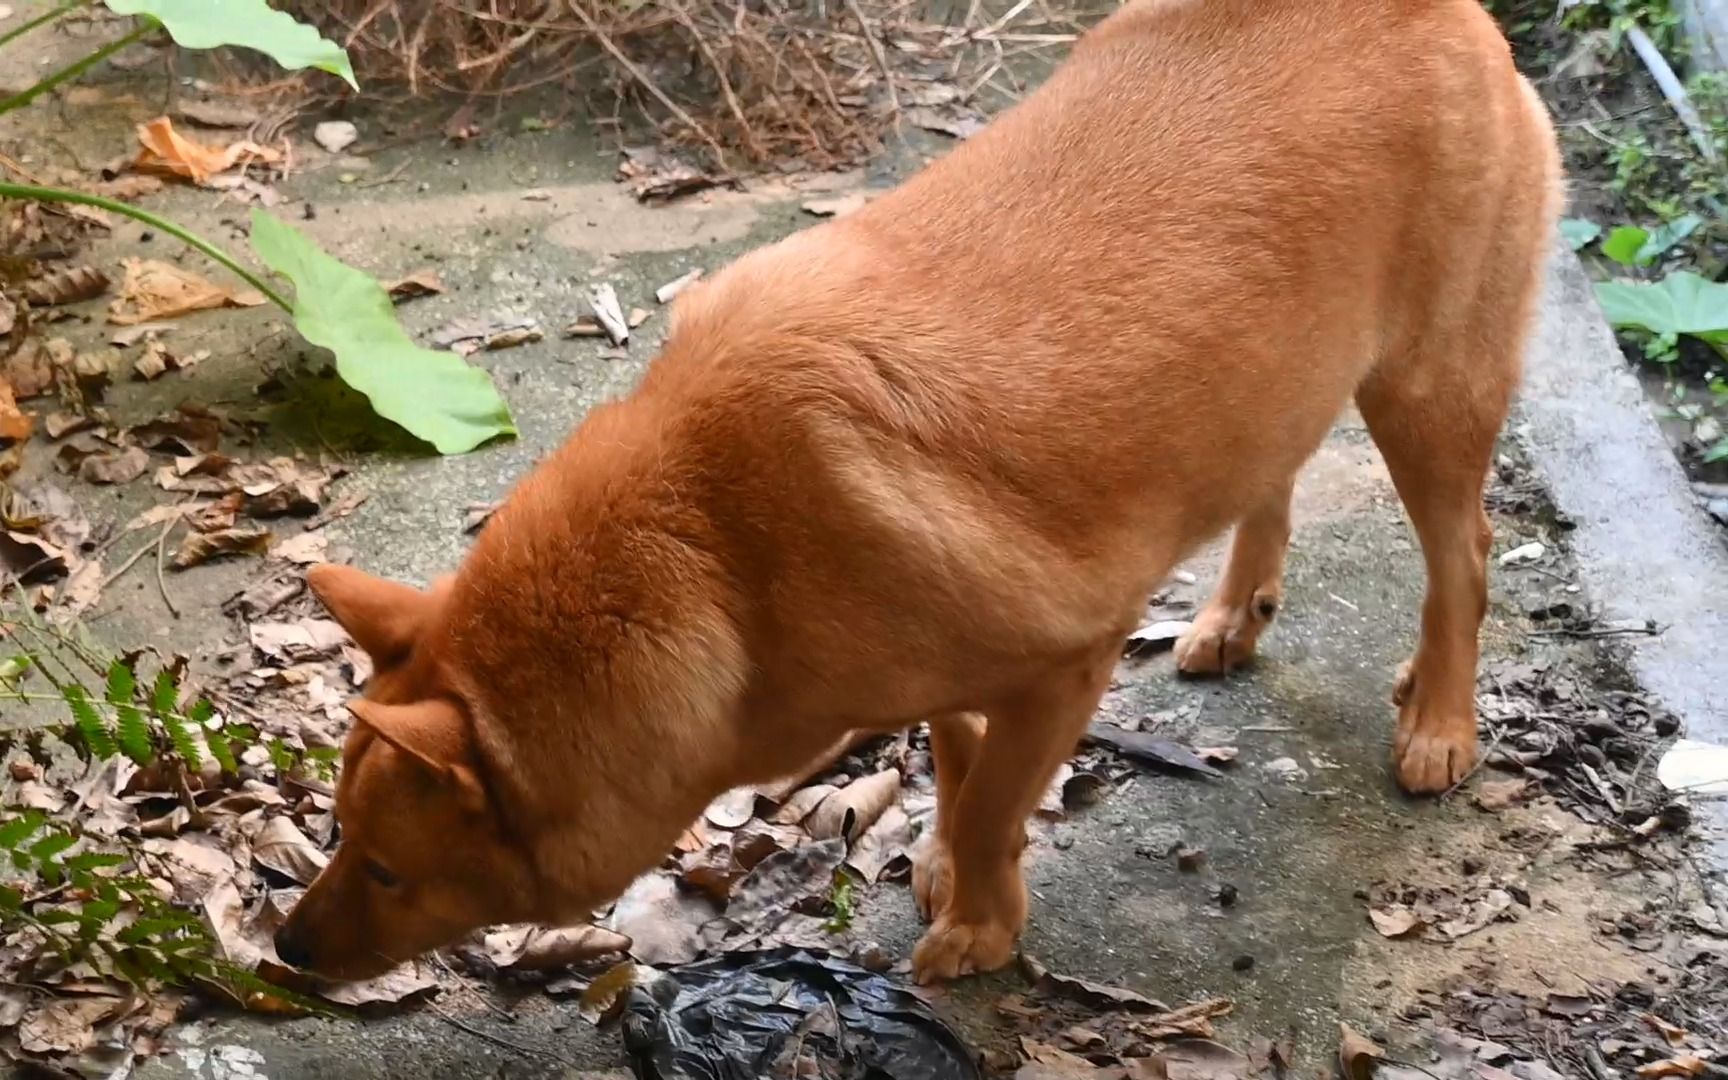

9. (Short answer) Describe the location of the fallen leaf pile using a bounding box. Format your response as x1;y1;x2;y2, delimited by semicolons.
1475;659;1686;831
987;962;1275;1078
1396;960;1728;1080
1365;875;1528;942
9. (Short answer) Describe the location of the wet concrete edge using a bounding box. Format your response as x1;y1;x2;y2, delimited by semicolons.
1515;237;1728;871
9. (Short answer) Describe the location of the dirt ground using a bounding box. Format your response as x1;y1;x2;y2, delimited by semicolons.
2;19;1726;1080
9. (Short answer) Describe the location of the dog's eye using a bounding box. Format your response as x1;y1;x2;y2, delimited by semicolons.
363;859;400;888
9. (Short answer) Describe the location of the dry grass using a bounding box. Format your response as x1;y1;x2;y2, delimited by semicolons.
270;0;1093;172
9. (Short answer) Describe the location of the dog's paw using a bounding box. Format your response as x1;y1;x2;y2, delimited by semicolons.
911;915;1018;984
1391;664;1478;794
911;840;953;921
1174;590;1279;676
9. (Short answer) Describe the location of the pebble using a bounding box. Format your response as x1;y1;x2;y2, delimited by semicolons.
1216;883;1239;908
1231;954;1255;972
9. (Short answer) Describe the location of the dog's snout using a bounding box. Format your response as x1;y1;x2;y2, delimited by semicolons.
273;923;312;970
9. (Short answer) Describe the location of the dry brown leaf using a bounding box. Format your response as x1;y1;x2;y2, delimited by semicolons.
708;837;847;952
44;411;97;439
845;803;914;884
1137;999;1234;1041
1638;1058;1707;1079
131;407;222;449
173;526;271;568
109;257;266;325
1021;954;1169;1013
705;786;758;829
387;269;445;302
1369;905;1424;939
1641;1013;1690;1047
89;174;165;200
56;556;104;621
249;618;348;662
0;378;32;445
770;783;839;825
132;339;201;381
1473;778;1531;812
674;820;710;854
679;843;745;903
1338;1023;1384;1080
13;780;65;812
1157;1039;1253;1080
252;816;329;885
24;265;110;307
2;340;56;399
806;768;901;842
79;445;149;485
604;871;716;966
484;924;632;971
17;996;126;1055
272;531;329;565
133;115;281;184
235;458;333;517
176;97;264;129
317;962;439;1006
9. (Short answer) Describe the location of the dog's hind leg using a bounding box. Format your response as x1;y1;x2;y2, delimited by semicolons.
912;711;986;920
1175;481;1295;676
1355;285;1531;793
911;645;1116;983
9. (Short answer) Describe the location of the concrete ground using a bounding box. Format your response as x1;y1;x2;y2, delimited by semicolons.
3;35;1727;1080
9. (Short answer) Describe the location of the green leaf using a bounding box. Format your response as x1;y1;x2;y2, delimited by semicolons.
162;708;203;770
115;705;151;765
1636;214;1703;265
1601;226;1650;266
103;659;135;709
102;0;358;89
30;832;77;864
0;810;45;849
0;885;20;911
1705;438;1728;463
0;654;30;689
64;852;127;874
1560;218;1602;251
206;731;238;775
64;684;118;759
1596;272;1728;355
150;669;179;716
248;211;517;455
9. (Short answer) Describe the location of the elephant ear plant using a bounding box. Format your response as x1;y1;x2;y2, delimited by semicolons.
0;0;517;454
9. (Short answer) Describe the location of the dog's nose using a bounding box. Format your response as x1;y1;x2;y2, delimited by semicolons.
273;924;312;971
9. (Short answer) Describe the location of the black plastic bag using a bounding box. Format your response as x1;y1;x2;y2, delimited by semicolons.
619;948;982;1080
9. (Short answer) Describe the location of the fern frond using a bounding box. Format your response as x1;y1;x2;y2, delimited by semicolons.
62;684;117;759
114;705;152;765
149;668;178;716
162;709;203;769
103;658;135;708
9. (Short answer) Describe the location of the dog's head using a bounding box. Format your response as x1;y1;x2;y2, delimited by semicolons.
272;565;542;982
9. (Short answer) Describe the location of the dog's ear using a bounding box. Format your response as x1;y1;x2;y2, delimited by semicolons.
307;565;433;664
348;698;487;815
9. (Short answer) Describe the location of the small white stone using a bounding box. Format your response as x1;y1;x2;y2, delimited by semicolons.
313;120;358;153
1498;541;1546;567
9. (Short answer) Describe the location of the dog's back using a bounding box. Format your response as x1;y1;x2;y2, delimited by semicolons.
638;0;1560;730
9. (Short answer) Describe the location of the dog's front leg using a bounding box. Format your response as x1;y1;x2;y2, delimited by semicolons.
911;648;1116;983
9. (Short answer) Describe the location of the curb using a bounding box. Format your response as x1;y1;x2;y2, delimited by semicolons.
1514;238;1728;869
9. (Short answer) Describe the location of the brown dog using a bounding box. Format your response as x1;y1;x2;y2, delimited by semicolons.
276;0;1560;985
